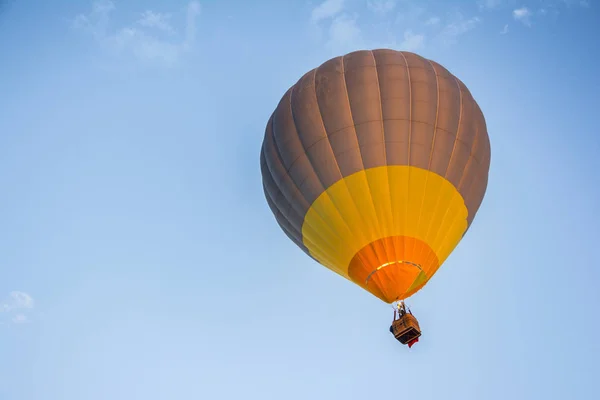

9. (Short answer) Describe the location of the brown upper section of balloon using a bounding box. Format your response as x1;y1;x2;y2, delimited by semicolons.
261;49;491;252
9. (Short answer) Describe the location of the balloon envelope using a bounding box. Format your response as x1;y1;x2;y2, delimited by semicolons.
261;49;491;303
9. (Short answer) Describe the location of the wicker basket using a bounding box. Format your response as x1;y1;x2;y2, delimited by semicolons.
391;313;421;345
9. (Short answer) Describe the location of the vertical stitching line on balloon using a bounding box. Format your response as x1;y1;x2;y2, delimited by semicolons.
424;113;481;272
464;124;491;234
261;157;325;261
419;73;465;276
456;93;483;214
261;118;306;247
410;58;441;277
264;115;342;270
443;75;464;181
370;50;395;287
339;53;388;279
262;184;328;264
398;52;412;282
456;117;483;233
266;116;302;242
287;80;350;275
308;63;375;276
461;102;489;230
424;61;456;278
267;106;338;249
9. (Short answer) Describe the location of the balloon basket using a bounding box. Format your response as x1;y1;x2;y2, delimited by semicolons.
390;301;421;347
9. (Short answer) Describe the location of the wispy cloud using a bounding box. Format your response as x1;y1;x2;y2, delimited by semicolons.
513;7;532;26
1;291;34;325
367;0;397;15
437;13;481;44
310;0;484;54
426;16;440;25
310;0;428;54
311;0;345;23
310;0;366;54
137;10;174;34
1;291;34;311
326;13;364;53
309;0;587;54
394;3;426;25
72;0;201;67
12;314;30;324
399;30;425;51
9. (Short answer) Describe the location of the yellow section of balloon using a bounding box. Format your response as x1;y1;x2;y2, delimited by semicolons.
301;165;469;280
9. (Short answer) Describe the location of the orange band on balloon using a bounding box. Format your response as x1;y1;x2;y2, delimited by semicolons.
348;236;439;303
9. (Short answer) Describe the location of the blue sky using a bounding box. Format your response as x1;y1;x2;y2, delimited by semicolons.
0;0;599;399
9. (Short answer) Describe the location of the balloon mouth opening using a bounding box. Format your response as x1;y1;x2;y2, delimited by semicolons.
364;260;425;302
365;260;423;287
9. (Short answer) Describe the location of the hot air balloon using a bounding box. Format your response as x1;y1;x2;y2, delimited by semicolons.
260;49;491;347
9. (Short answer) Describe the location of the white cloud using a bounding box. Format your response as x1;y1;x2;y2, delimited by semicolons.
425;16;440;25
1;291;34;325
513;7;530;18
326;13;364;53
395;3;426;25
12;314;29;324
73;0;201;66
138;10;174;33
310;0;538;53
310;1;425;55
1;291;34;311
311;0;345;23
367;0;396;15
399;30;424;51
72;0;114;40
513;7;532;26
309;0;365;54
438;13;481;44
